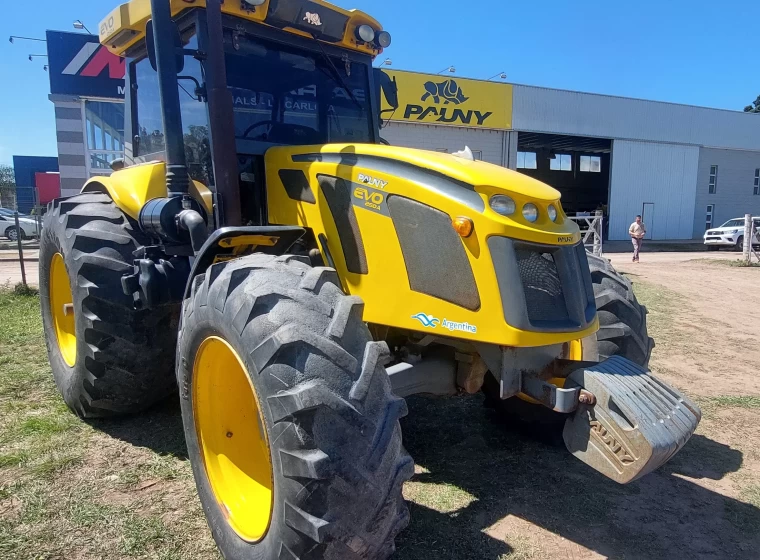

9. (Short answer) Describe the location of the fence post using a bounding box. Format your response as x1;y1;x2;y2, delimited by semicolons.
14;212;27;287
744;213;752;264
593;211;603;257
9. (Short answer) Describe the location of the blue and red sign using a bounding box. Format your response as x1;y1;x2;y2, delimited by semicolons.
46;30;125;99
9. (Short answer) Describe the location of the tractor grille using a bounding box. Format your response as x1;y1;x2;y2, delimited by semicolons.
515;250;570;323
487;237;596;333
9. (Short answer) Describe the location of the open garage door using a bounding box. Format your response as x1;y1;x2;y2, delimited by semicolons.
516;133;612;216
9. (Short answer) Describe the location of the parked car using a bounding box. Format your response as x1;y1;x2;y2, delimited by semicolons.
0;208;40;241
704;216;760;250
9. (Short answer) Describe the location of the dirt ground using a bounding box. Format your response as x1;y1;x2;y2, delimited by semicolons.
1;252;759;559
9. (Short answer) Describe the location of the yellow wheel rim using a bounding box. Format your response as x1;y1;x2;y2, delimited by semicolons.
193;336;274;542
568;339;583;361
50;253;76;367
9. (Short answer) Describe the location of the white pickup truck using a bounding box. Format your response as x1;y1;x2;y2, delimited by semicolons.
704;216;760;250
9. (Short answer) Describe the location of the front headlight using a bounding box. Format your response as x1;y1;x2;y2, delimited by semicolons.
729;229;740;234
547;204;558;222
490;195;516;216
522;203;539;223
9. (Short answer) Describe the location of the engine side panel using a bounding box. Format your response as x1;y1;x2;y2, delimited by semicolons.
265;144;598;347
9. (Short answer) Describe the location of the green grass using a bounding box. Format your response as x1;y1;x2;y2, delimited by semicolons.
688;258;760;268
627;278;688;354
702;396;760;409
0;287;219;559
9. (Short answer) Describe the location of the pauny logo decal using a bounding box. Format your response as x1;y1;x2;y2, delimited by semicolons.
303;12;322;26
411;313;440;328
403;80;492;126
421;80;469;105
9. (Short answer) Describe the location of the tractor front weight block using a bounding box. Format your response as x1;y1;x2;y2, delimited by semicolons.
563;356;701;484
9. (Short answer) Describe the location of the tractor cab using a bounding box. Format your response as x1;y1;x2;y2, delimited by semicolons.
101;0;396;225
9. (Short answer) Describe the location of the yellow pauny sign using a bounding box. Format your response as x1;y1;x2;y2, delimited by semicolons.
381;70;513;130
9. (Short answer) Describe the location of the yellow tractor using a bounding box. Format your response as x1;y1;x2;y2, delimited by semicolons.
39;0;700;557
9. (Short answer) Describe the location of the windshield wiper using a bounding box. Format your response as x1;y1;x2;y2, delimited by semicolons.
309;34;364;112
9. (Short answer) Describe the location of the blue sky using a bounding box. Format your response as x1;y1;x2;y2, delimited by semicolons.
1;0;758;165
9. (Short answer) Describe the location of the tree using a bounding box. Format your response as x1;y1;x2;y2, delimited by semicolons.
0;164;16;209
744;95;760;113
0;164;15;188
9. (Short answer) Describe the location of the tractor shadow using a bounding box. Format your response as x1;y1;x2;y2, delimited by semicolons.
395;394;760;560
89;395;189;460
87;391;759;559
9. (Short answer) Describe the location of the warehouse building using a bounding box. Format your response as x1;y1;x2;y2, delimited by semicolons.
43;30;760;241
380;70;760;241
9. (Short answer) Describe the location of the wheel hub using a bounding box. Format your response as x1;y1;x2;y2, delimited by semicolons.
193;336;274;542
49;253;76;367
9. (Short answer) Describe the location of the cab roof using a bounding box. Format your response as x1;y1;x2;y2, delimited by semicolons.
99;0;385;58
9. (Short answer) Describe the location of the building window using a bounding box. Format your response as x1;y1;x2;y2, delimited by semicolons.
754;169;759;195
705;204;714;230
471;150;483;161
708;165;718;194
580;155;601;173
84;100;125;177
550;153;572;171
517;151;537;169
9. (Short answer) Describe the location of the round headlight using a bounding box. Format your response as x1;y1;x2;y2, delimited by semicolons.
490;195;516;216
522;203;539;223
356;24;375;43
547;204;558;222
376;31;392;48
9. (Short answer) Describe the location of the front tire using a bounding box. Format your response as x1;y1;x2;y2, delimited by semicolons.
587;253;653;366
735;236;744;251
178;254;413;559
39;193;180;417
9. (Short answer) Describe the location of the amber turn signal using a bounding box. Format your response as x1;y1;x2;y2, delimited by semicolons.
452;216;474;238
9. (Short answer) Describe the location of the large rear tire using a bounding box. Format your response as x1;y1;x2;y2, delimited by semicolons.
177;254;413;559
39;193;180;418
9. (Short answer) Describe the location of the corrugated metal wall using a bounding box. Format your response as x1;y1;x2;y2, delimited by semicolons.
694;148;760;237
513;85;760;151
608;141;699;240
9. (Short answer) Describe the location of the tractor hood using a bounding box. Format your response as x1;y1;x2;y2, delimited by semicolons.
282;143;561;203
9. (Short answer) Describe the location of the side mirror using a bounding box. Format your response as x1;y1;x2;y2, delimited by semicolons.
146;19;185;74
374;68;398;110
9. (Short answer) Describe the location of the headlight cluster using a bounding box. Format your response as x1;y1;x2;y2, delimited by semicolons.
355;25;392;48
489;195;560;223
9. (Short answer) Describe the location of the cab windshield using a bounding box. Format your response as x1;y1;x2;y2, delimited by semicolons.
225;34;374;154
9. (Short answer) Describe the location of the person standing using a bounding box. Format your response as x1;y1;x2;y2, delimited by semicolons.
629;215;646;262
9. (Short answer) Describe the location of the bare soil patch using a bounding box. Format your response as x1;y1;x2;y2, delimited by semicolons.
2;254;759;559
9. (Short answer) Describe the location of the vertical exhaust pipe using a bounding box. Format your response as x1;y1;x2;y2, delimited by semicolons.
149;0;189;196
204;0;242;227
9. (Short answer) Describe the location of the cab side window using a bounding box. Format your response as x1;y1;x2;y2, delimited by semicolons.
133;56;166;158
130;35;211;185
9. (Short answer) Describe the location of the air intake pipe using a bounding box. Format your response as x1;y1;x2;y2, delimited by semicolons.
139;197;208;253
